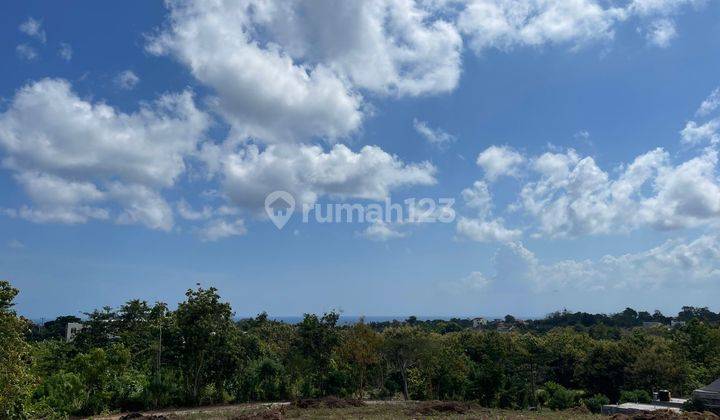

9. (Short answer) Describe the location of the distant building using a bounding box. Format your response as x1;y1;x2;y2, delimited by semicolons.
642;321;664;328
65;322;84;342
472;317;488;329
693;378;720;410
671;320;686;328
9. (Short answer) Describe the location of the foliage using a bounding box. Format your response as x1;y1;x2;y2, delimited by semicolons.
582;394;610;413
3;279;720;418
0;280;36;419
538;382;584;410
619;389;652;404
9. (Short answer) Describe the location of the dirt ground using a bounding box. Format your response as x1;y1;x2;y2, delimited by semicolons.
94;400;603;420
89;399;720;420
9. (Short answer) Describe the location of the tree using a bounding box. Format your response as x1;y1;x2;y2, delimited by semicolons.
381;326;428;400
174;285;239;404
0;280;36;418
288;312;340;397
74;306;118;350
339;321;381;398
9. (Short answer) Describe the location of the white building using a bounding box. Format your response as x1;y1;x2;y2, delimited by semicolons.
472;317;488;329
65;322;84;342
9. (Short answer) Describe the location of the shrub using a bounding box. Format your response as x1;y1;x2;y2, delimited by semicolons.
583;394;610;413
541;382;584;410
619;389;652;404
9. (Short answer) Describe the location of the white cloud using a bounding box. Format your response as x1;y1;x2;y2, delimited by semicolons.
358;220;406;241
216;143;437;211
149;0;462;143
646;18;677;47
461;180;493;217
58;43;73;61
454;271;491;292
249;0;463;97
506;146;720;237
177;199;213;221
0;78;209;230
413;118;456;150
681;119;719;145
16;44;38;61
456;216;522;242
198;218;247;242
459;234;720;293
19;17;46;43
458;0;626;53
456;179;522;242
457;0;704;54
476;145;525;181
115;70;140;90
628;0;704;17
697;88;720;117
639;150;720;230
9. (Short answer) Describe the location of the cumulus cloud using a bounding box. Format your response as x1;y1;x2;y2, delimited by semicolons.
148;0;462;143
19;17;46;43
505;146;720;237
697;88;720;117
457;234;720;294
198;218;247;241
645;18;677;48
0;78;209;230
458;0;626;53
453;271;491;292
358;220;406;241
457;0;704;54
456;180;522;242
215;143;437;211
115;70;140;90
476;145;525;181
413;118;456;150
457;216;522;242
16;44;38;61
681;120;720;145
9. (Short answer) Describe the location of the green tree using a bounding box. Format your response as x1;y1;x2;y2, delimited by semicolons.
174;285;240;404
381;326;428;400
338;321;381;398
0;280;36;419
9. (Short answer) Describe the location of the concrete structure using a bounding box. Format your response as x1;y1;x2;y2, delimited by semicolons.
693;378;720;410
601;402;682;415
601;396;686;415
472;317;487;329
65;322;84;342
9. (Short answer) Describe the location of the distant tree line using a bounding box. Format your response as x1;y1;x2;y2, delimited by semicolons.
1;279;720;418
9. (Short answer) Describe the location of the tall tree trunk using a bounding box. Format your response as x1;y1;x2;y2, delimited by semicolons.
400;362;409;400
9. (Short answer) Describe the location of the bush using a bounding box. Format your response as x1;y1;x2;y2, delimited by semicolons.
682;397;706;412
583;394;610;413
540;382;584;410
31;372;85;417
619;389;652;404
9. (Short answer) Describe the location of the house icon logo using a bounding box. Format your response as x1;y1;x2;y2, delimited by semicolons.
265;190;295;230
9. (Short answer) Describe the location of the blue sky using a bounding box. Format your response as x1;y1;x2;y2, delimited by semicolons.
2;0;720;319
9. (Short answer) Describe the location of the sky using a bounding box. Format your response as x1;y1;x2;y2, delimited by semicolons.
2;0;720;320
